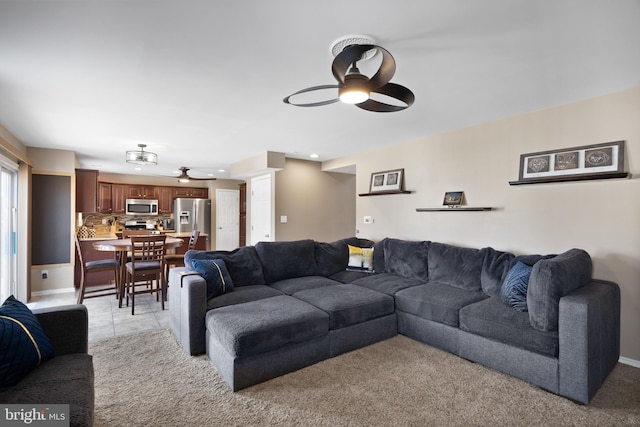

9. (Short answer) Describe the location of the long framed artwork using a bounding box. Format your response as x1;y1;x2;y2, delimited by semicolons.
517;141;625;182
369;168;405;193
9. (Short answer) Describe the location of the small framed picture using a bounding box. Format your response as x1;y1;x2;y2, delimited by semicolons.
369;168;404;193
443;191;464;207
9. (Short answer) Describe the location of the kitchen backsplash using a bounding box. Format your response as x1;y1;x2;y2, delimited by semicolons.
76;212;174;234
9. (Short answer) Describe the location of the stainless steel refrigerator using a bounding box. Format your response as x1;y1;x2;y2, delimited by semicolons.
174;198;211;250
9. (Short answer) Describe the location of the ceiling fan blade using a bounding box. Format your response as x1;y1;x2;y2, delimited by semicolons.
355;82;415;112
331;44;396;91
283;85;340;107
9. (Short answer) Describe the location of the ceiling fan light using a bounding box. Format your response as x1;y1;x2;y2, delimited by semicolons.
126;144;158;165
339;87;370;104
339;71;370;104
178;177;190;183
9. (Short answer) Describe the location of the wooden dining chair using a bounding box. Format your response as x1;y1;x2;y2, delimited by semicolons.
124;234;167;315
163;230;200;287
74;234;120;304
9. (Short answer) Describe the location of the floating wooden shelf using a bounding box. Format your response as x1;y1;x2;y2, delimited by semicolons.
416;207;493;212
359;190;413;196
509;172;631;186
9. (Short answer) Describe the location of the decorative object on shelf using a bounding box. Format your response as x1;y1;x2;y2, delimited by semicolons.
512;141;625;185
443;191;464;208
126;144;158;166
283;35;415;113
369;168;405;193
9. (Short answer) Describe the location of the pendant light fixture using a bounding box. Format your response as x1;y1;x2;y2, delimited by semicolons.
126;144;158;165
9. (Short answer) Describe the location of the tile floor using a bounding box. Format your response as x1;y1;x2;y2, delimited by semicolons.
27;291;170;342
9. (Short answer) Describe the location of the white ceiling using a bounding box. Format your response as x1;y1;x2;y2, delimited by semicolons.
1;1;638;179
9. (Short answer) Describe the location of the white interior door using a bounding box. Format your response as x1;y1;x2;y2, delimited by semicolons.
250;174;273;245
215;189;239;251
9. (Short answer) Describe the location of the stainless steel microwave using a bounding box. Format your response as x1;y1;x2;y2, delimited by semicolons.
125;199;158;215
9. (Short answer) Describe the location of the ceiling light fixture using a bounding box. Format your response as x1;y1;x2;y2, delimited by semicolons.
126;144;158;165
338;65;370;104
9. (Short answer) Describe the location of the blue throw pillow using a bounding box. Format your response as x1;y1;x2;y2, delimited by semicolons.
192;258;234;299
500;261;533;311
0;296;54;390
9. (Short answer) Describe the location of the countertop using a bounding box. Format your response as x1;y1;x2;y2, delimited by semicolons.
79;231;208;241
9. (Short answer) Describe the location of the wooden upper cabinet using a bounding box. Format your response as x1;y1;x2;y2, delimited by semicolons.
75;169;98;213
97;182;112;213
157;187;174;213
126;185;157;199
173;187;208;198
111;184;127;213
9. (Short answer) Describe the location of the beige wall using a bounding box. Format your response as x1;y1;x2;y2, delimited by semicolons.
27;147;77;294
344;87;640;361
274;158;356;242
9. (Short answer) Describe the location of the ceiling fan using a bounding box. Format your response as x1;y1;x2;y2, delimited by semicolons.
174;167;217;183
283;38;415;113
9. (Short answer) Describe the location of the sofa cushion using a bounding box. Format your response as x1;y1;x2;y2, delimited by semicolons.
0;296;55;390
0;353;95;427
382;238;430;282
205;295;329;358
185;246;265;287
460;296;559;357
395;283;488;327
500;261;532;311
315;237;374;277
481;247;515;297
527;249;592;331
352;273;423;296
428;242;485;291
293;284;395;330
255;239;318;283
329;269;375;284
269;276;342;295
191;258;234;298
206;285;283;310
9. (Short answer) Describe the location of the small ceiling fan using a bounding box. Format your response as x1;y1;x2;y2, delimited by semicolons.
174;167;217;183
283;38;415;113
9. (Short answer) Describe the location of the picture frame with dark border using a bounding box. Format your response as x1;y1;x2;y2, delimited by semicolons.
369;168;405;193
518;141;625;182
443;191;464;207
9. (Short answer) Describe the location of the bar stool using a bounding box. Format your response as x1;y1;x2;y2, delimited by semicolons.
125;234;167;315
74;234;120;304
164;230;200;286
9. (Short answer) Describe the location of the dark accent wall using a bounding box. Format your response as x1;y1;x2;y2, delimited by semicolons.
32;174;70;265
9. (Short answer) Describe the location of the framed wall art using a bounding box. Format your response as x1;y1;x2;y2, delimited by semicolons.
369;168;405;193
517;141;625;183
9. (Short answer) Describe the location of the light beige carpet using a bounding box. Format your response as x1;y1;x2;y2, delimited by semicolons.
89;329;640;426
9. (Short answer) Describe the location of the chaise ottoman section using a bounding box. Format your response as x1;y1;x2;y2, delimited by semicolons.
293;284;397;357
205;295;330;391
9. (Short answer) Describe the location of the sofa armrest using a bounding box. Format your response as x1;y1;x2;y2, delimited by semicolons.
558;279;620;404
33;304;89;356
168;267;208;355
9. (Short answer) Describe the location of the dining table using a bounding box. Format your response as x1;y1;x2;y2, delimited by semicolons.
92;236;184;300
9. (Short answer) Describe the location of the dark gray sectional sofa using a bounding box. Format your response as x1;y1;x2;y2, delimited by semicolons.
168;237;620;404
0;305;94;427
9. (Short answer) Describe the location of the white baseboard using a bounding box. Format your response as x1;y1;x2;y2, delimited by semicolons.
31;287;75;297
619;356;640;368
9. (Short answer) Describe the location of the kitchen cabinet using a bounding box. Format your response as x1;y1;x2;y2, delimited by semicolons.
127;185;157;199
97;182;112;213
157;186;174;213
111;184;127;213
75;169;98;212
173;187;208;198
